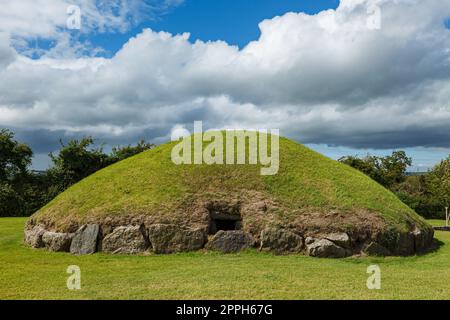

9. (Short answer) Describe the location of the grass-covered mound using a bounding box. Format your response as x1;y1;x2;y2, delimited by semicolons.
27;133;434;256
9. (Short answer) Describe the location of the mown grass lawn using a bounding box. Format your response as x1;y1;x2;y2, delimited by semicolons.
1;217;449;300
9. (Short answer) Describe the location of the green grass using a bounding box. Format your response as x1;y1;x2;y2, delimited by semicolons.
1;217;449;300
427;219;448;227
33;134;429;233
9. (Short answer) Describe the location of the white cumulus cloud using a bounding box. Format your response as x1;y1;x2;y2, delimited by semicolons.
0;0;449;156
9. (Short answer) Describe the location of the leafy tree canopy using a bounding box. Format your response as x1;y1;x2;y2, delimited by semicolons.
0;129;33;181
339;151;412;189
427;155;450;208
1;130;154;217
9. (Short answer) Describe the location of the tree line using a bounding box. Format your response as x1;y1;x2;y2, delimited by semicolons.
1;128;449;219
339;151;449;218
0;129;154;217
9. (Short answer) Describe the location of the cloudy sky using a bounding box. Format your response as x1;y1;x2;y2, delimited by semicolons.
0;0;449;170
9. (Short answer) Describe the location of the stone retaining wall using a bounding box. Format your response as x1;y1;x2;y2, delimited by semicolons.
24;221;435;258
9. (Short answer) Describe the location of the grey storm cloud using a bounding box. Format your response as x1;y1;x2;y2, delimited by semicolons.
1;0;450;158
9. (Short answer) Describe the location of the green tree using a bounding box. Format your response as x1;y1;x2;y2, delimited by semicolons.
0;130;155;217
0;129;33;216
427;155;450;210
379;151;412;187
339;151;411;189
394;175;441;218
49;137;110;190
338;155;379;180
340;150;449;219
110;140;155;163
48;137;155;196
0;129;32;180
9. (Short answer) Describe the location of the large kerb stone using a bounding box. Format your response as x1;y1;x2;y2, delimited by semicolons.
148;224;206;254
260;228;303;254
306;239;349;258
70;224;99;255
42;232;74;252
103;225;149;254
206;230;254;253
24;225;46;248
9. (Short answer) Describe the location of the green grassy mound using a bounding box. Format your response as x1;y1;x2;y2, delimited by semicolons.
30;133;430;241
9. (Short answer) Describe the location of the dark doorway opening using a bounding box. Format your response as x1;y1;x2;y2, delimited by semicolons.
209;217;241;234
207;201;242;234
206;201;242;234
215;219;238;232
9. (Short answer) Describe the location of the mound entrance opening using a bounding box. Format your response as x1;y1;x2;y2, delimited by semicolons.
207;202;242;234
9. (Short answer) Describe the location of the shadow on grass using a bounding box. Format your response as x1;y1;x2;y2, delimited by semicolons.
418;238;445;256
